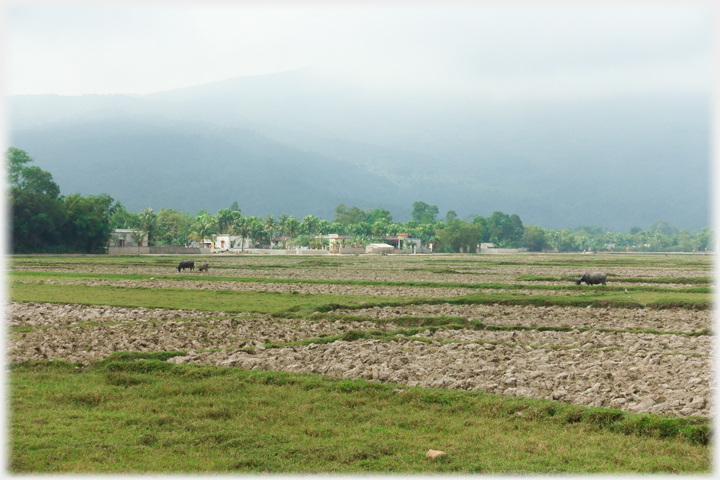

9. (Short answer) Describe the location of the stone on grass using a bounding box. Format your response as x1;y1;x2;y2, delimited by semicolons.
426;449;446;460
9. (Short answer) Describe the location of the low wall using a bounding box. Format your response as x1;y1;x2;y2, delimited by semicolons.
479;247;529;254
107;246;150;255
337;247;366;254
108;246;209;255
212;248;329;255
150;246;203;255
294;249;329;255
211;248;275;254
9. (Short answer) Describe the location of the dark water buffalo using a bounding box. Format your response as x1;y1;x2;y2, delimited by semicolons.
177;260;195;272
575;271;607;285
198;263;209;272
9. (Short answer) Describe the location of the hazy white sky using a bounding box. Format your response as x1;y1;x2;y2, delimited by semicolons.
5;3;713;99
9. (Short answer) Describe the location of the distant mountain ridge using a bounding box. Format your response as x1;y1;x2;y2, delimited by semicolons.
8;69;711;230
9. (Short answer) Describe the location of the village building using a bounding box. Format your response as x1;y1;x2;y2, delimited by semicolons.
108;229;148;248
383;233;421;252
211;234;252;250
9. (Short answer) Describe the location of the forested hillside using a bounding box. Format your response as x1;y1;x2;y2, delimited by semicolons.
9;69;710;230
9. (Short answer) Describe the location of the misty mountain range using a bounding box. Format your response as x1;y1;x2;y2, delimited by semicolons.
8;68;710;231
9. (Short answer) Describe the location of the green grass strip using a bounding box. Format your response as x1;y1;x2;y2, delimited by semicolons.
10;270;712;294
9;282;419;315
309;292;710;315
10;282;711;318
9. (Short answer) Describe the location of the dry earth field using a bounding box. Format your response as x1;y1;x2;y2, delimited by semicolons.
7;253;714;472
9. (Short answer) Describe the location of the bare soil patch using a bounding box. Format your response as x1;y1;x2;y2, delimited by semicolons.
8;302;712;418
331;304;712;333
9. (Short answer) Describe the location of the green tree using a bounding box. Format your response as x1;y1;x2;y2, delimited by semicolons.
486;211;524;247
328;220;346;235
472;215;490;242
7;147;35;186
556;229;578;252
231;216;252;251
223;210;243;248
215;208;235;234
697;227;713;251
522;225;547;252
371;218;390;238
130;230;146;246
367;207;393;225
409;223;437;247
301;215;321;237
248;217;267;247
314;219;331;235
349;222;372;237
335;204;368;226
446;210;458;221
189;213;215;247
7;147;66;252
229;201;241;213
60;193;119;253
155;208;194;245
284;216;300;239
649;220;677;237
287;234;312;248
277;213;290;235
109;204;140;230
138;208;158;246
435;219;480;253
264;215;278;242
411;201;439;223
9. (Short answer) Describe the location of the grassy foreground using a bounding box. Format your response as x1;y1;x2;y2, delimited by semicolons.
10;355;710;473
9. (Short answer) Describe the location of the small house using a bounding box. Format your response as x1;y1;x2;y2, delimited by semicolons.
109;229;148;247
365;243;395;254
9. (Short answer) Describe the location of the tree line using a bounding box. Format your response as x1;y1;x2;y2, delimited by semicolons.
7;147;714;254
8;147;120;253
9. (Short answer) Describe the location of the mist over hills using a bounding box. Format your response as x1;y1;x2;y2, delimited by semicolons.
9;68;710;231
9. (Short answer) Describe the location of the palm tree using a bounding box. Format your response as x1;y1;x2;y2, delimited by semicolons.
190;214;216;248
277;213;290;235
285;216;300;238
226;210;244;248
138;207;157;246
232;216;252;252
316;219;331;236
264;215;277;245
301;215;320;238
130;230;146;247
249;217;266;248
215;208;234;234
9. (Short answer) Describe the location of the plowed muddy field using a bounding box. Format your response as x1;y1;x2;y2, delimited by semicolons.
9;253;714;420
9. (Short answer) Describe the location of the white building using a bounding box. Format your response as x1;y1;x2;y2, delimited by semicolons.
365;243;395;254
213;234;252;250
108;229;148;247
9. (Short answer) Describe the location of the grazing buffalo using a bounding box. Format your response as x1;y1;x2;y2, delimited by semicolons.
177;260;195;272
198;263;209;272
575;271;607;286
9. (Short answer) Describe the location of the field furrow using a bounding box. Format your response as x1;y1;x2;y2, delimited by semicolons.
330;304;712;332
8;299;713;418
